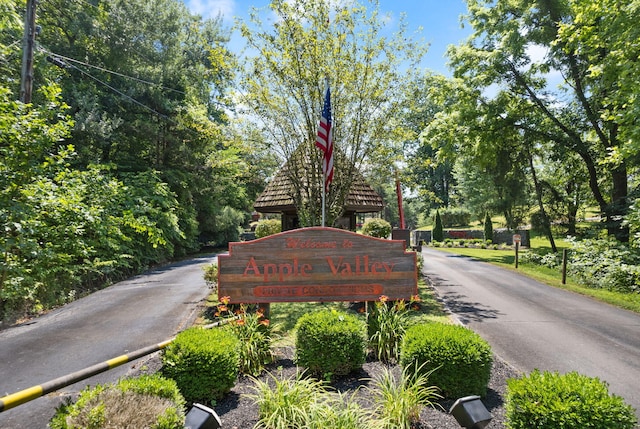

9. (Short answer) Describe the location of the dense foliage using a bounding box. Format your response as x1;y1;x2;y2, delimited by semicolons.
161;327;240;402
50;374;186;429
505;370;637;429
360;218;392;239
400;322;493;398
0;0;271;322
237;0;427;227
254;219;282;239
294;309;367;380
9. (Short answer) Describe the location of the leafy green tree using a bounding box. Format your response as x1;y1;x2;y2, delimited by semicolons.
442;0;636;241
404;73;457;209
237;0;427;227
35;0;250;246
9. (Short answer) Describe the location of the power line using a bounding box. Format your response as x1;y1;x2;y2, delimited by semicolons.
43;50;187;95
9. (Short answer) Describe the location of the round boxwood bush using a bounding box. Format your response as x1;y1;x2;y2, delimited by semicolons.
361;218;392;239
255;219;281;238
295;309;367;380
50;374;185;429
162;327;239;403
505;370;637;429
400;322;492;398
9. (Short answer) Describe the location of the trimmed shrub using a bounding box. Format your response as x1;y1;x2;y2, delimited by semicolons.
483;212;493;243
432;210;444;242
505;370;637;429
295;309;367;380
255;219;281;238
50;374;185;429
399;322;492;398
361;218;392;239
161;327;239;403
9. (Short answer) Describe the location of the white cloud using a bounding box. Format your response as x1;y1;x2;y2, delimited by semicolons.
185;0;235;21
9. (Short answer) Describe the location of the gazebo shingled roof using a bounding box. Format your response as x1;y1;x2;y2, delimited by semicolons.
254;161;384;214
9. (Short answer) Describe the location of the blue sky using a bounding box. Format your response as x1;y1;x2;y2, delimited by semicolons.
183;0;472;75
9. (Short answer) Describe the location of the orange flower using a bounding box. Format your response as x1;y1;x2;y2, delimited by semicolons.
357;306;366;313
235;319;245;326
410;294;421;303
259;319;270;326
412;304;421;311
218;305;228;313
220;296;231;305
256;307;265;316
379;295;389;303
214;311;220;317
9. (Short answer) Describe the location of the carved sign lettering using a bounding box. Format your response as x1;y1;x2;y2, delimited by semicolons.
218;227;417;303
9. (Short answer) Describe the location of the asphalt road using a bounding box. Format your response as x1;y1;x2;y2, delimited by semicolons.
421;247;640;419
0;254;216;429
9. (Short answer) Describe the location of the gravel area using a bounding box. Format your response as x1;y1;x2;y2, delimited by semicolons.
209;346;521;429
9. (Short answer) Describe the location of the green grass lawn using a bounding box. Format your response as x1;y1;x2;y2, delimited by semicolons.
432;242;640;315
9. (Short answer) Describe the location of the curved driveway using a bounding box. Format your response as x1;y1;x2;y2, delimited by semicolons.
0;254;216;429
422;248;640;418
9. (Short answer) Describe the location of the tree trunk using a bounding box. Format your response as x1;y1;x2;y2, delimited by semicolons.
528;150;557;252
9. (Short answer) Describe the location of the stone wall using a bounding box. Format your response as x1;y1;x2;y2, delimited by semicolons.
412;228;530;247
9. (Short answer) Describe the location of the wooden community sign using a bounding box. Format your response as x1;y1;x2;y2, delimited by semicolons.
218;227;418;303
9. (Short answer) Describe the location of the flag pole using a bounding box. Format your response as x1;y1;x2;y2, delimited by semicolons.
315;77;332;228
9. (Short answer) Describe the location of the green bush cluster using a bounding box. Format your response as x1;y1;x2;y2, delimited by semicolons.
50;374;185;429
361;218;392;239
161;327;239;403
400;322;492;398
430;207;471;228
522;237;640;293
254;219;282;238
295;309;367;380
505;370;637;429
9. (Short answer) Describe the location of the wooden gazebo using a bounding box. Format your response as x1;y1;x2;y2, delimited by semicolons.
254;158;384;231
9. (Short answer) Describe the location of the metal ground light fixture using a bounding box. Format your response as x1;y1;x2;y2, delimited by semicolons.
184;403;222;429
449;395;492;429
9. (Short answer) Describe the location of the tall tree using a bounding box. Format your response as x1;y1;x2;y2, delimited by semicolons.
236;0;427;227
443;0;638;241
34;0;256;246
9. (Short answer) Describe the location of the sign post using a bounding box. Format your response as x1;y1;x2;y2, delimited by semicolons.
218;227;418;304
513;234;521;268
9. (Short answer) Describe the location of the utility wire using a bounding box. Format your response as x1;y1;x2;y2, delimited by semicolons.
43;50;187;95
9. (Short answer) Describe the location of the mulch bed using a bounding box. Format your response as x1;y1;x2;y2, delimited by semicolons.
207;346;521;429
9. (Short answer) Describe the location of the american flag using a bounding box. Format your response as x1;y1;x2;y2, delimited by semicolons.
315;86;333;193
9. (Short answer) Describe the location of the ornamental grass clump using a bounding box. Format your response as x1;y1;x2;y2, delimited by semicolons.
50;374;185;429
367;363;442;429
246;371;327;429
161;326;239;403
505;370;637;429
295;309;367;380
400;322;492;398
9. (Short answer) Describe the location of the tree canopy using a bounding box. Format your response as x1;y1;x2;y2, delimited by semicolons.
236;0;427;226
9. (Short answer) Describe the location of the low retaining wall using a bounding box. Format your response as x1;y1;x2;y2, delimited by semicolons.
412;228;530;247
